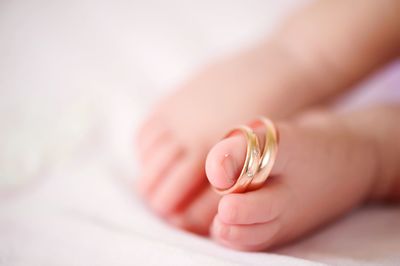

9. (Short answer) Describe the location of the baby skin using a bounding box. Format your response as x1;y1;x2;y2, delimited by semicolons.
136;0;400;250
206;106;400;250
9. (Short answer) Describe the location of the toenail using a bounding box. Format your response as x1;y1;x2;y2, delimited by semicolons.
222;154;238;186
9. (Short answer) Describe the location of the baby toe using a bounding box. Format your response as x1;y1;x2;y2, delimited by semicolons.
136;136;184;197
211;216;281;251
205;135;246;189
217;178;290;225
167;186;220;235
149;153;206;216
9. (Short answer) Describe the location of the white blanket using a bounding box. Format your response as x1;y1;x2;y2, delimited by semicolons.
1;0;400;265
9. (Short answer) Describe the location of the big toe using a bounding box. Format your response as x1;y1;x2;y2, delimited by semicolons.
205;135;247;189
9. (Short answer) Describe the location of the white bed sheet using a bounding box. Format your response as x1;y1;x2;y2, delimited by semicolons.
1;1;400;265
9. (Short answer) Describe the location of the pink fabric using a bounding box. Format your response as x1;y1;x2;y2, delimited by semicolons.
338;59;400;109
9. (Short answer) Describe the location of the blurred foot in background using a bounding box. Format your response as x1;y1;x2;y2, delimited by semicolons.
135;0;400;243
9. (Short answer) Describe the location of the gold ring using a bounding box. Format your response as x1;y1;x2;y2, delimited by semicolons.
213;117;279;195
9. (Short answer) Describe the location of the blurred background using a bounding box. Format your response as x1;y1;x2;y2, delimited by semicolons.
0;0;302;189
0;1;310;265
1;1;400;265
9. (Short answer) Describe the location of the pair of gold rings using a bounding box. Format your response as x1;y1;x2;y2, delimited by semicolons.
213;117;279;195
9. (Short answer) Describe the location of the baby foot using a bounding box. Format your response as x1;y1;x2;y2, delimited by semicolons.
134;0;400;236
134;45;318;234
206;113;379;250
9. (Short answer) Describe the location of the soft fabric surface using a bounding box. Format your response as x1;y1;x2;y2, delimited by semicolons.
1;1;400;265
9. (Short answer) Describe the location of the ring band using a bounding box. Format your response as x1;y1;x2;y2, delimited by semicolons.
213;117;279;195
